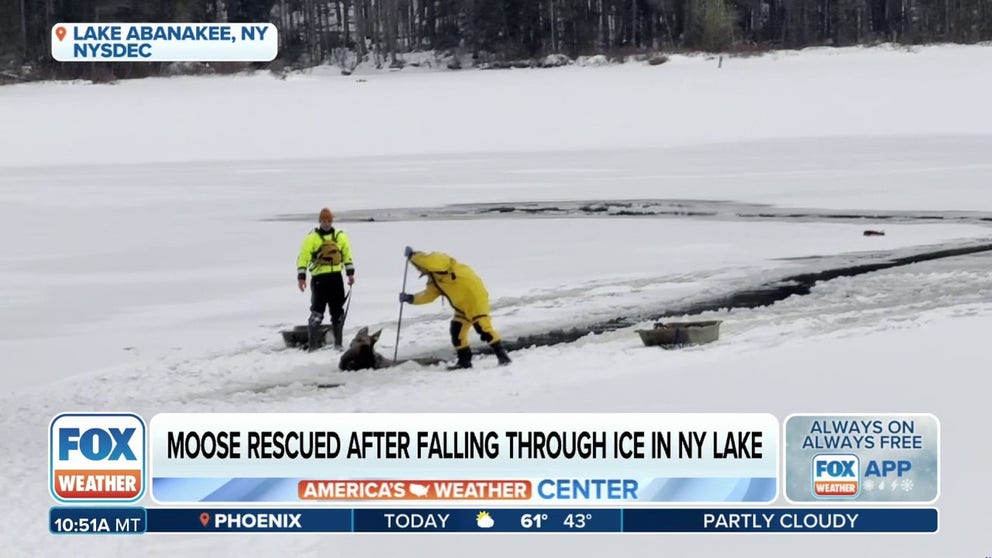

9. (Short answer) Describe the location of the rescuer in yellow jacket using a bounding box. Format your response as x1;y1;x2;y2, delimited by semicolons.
297;208;355;351
399;247;511;369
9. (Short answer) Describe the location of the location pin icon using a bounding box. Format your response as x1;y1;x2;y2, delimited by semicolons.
200;512;211;527
55;26;66;42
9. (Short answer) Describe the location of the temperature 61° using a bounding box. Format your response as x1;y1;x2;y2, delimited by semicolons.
564;513;592;529
520;513;548;528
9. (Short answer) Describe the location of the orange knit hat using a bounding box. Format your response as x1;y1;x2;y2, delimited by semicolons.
318;208;333;222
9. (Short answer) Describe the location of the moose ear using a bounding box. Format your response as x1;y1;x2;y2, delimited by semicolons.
370;329;382;343
357;326;369;337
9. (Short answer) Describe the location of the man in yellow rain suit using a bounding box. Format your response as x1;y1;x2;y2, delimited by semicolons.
399;247;512;369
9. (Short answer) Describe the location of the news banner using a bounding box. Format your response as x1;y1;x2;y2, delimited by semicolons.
48;412;940;535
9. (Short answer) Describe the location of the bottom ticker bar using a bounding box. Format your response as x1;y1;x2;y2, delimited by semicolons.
50;507;939;534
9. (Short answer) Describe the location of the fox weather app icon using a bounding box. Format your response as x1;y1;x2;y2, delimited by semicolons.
812;453;860;498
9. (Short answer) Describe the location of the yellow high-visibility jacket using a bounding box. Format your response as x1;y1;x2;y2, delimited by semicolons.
409;252;490;320
297;228;355;278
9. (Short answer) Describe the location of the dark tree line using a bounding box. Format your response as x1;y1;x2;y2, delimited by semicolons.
3;0;992;79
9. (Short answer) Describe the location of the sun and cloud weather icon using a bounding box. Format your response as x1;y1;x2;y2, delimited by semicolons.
476;511;495;529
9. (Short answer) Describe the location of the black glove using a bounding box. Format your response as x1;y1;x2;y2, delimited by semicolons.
399;292;414;304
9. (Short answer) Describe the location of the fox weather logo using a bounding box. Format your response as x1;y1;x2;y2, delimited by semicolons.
49;412;146;503
812;453;860;498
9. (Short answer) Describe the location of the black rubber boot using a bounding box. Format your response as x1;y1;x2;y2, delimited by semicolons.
491;342;512;366
307;324;322;352
307;312;324;352
332;321;344;350
447;348;473;370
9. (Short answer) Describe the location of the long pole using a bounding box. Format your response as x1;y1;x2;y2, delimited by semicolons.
341;285;353;327
393;257;411;362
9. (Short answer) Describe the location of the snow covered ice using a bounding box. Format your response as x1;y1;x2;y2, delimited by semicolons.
2;44;992;557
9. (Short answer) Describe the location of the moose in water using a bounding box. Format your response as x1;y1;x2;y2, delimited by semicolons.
338;327;390;371
337;326;481;371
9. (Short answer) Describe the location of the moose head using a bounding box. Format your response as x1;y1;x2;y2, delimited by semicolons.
338;326;388;371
